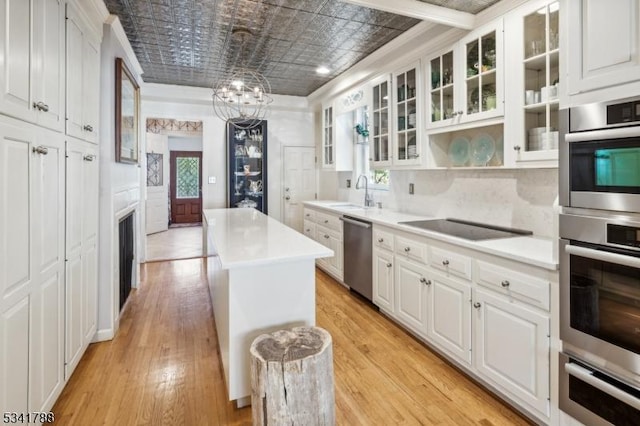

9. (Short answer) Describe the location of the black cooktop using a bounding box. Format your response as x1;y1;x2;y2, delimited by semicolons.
398;218;532;241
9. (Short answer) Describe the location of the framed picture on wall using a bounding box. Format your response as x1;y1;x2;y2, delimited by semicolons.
115;57;140;164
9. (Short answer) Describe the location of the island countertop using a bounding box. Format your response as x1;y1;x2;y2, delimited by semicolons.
203;208;333;268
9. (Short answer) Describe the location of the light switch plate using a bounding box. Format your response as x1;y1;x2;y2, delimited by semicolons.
208;176;216;184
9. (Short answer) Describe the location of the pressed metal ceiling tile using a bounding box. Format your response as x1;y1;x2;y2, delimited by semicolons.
104;0;499;96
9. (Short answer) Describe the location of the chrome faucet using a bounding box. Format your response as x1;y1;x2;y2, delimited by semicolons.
356;174;375;207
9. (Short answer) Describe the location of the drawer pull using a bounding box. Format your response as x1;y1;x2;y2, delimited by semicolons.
378;238;384;243
323;234;330;239
420;278;431;285
324;219;329;224
442;260;450;266
473;302;482;309
83;124;94;132
501;280;510;287
83;154;96;162
386;263;392;268
404;247;411;252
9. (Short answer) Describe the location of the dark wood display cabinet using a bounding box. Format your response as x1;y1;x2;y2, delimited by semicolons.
227;120;268;213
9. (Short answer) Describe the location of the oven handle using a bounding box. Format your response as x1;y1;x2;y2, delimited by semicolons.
565;362;640;410
565;244;640;269
565;126;640;143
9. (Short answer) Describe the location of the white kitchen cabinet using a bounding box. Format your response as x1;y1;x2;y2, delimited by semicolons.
303;207;344;281
0;116;65;414
392;61;421;166
65;137;98;379
395;258;429;334
473;288;550;418
373;248;394;313
503;0;560;168
370;74;392;168
426;271;472;365
0;0;65;132
566;0;640;96
66;4;100;144
426;47;457;128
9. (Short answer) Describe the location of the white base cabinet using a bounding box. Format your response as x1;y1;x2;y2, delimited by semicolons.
303;207;344;281
474;289;550;417
371;224;553;423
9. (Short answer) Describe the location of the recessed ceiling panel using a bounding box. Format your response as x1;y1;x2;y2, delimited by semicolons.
104;0;500;96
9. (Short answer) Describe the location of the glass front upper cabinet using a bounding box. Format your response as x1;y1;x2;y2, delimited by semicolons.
371;75;391;167
322;104;334;168
465;30;498;117
521;1;559;156
429;50;455;127
393;62;420;165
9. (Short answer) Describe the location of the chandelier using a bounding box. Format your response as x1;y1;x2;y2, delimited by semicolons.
212;29;273;130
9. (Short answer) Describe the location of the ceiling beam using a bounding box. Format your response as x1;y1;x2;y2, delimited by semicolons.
342;0;475;29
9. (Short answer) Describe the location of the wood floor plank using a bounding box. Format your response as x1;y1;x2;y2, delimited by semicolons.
51;259;531;425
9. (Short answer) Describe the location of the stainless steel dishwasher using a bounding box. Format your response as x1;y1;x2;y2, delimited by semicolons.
341;215;372;301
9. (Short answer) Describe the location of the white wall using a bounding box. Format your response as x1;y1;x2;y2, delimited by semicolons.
96;17;144;340
168;136;202;152
140;84;315;229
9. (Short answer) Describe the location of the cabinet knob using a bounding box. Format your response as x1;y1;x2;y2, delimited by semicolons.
513;145;521;151
83;154;96;162
473;302;482;309
442;259;450;266
386;262;392;268
83;124;94;132
32;101;48;112
285;187;290;192
404;247;411;252
306;228;310;232
378;238;384;243
285;195;290;200
501;280;510;287
420;278;431;285
324;234;330;239
324;219;329;224
32;146;48;155
305;213;310;217
41;103;49;112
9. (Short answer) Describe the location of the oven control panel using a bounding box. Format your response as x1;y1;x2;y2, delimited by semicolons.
607;99;640;125
607;223;640;248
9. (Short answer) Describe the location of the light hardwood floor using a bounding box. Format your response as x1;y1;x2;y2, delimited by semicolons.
146;226;203;262
51;259;531;425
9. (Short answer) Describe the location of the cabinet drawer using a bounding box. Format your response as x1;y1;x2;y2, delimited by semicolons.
395;236;428;264
429;247;472;281
476;260;549;311
303;220;316;239
316;211;342;232
303;208;316;222
373;228;394;252
316;224;341;242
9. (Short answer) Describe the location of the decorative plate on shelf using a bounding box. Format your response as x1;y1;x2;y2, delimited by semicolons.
448;137;470;166
470;133;496;166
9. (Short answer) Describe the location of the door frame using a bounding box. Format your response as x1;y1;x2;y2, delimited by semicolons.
169;150;203;224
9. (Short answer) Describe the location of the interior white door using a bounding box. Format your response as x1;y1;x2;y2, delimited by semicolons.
146;133;169;235
283;146;316;232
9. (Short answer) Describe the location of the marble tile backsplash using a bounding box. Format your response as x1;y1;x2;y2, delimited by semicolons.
336;169;558;239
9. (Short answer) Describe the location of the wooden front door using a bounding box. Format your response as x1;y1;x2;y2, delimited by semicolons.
170;151;202;224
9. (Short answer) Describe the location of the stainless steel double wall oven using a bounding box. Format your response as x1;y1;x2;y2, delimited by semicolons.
559;96;640;425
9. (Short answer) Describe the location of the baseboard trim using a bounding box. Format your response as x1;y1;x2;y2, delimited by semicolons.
93;328;114;342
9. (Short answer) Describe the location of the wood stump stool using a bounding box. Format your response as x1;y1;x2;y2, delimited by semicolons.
250;326;335;425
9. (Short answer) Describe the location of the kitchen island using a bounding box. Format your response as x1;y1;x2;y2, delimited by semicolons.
203;208;333;407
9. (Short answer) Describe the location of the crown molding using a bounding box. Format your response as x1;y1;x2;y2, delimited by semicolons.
106;15;144;78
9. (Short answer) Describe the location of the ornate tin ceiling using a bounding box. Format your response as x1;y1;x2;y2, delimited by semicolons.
104;0;500;97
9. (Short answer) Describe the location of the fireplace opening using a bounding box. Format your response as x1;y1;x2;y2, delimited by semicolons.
119;212;134;311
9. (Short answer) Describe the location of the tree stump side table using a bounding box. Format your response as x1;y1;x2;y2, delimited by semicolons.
250;326;335;425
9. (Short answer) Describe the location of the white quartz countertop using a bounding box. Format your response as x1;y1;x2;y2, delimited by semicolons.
203;208;333;268
304;200;558;270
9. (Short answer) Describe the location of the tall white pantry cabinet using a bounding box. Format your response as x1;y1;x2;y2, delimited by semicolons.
0;0;101;416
